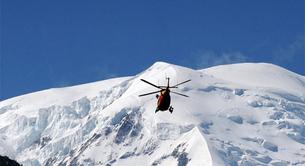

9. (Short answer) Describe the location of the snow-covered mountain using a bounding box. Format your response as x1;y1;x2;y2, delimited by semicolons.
1;62;305;166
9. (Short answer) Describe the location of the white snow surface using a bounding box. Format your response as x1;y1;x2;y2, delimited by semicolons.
0;62;305;166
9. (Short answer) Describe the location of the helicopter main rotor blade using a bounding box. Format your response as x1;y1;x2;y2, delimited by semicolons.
140;79;162;89
159;86;177;89
171;91;189;97
171;79;191;87
168;86;178;88
139;90;160;97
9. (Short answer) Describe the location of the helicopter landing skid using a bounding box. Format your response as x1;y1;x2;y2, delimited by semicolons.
169;106;174;113
154;106;173;114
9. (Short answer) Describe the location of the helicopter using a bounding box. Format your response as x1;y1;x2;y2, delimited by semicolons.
138;77;191;113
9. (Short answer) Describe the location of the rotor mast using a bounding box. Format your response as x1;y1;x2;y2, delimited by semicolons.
166;77;170;89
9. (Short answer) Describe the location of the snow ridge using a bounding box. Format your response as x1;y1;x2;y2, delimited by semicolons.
0;62;305;166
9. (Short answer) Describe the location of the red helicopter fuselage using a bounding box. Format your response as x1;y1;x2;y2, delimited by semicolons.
138;78;190;114
156;89;171;111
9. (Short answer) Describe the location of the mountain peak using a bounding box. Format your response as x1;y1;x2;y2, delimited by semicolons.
151;61;172;67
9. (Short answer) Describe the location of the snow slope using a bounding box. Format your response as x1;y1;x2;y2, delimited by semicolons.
0;62;305;166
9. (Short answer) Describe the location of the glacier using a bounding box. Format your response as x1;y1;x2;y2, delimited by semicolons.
0;62;305;166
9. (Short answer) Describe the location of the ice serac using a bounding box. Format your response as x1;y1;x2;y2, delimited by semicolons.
0;62;305;166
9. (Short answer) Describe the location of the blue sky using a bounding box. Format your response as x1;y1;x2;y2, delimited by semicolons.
1;0;304;100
